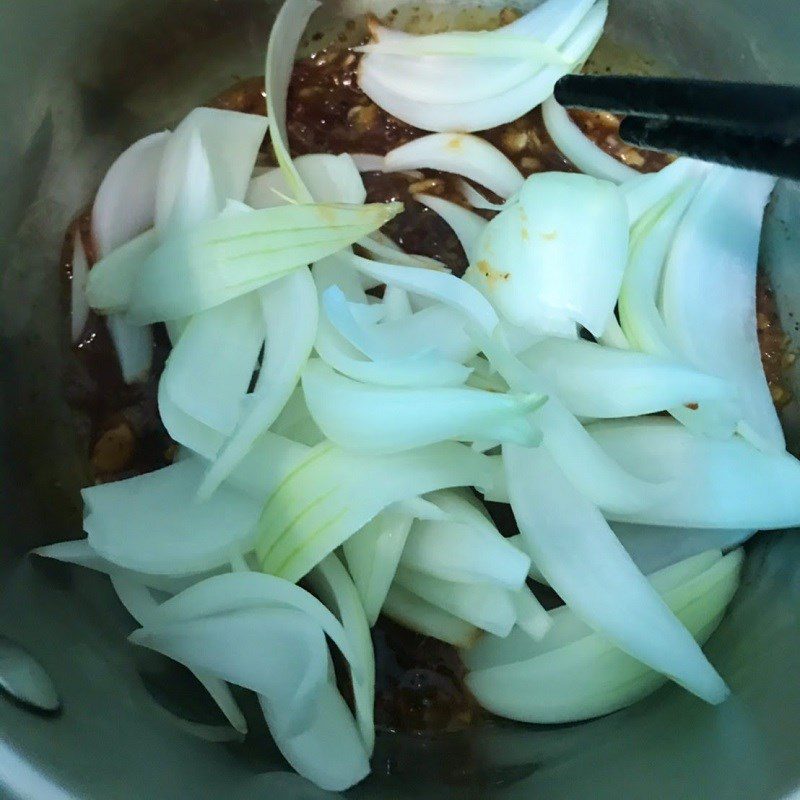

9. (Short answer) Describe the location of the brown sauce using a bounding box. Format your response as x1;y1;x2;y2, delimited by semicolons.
63;9;791;737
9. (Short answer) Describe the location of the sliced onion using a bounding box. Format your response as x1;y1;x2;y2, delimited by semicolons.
247;154;366;208
415;193;487;262
512;585;553;640
93;131;169;255
358;230;449;273
394;567;516;637
465;549;742;722
467;171;629;337
660;167;782;452
307;554;375;754
84;458;262;575
256;440;497;582
385;134;524;199
541;96;637;183
70;235;90;342
382;585;480;647
458;179;506;211
590;417;800;529
266;0;319;203
199;268;318;497
343;509;414;626
520;336;733;418
503;442;729;704
106;316;153;384
350;153;386;172
126;202;401;324
302;358;544;454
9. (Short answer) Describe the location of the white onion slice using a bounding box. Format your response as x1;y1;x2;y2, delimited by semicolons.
512;585;553;640
504;443;729;704
256;440;497;582
302;358;544;454
70;235;90;342
458;179;506;211
199;268;318;497
394;567;516;637
467;171;629;337
358;230;449;273
660;167;782;452
84;458;261;575
541;96;637;183
590;417;800;529
382;585;479;647
247;154;366;208
126;202;400;324
415;193;487;262
466;549;742;722
343;509;414;626
385;134;524;199
93;131;169;255
266;0;319;203
520;337;733;418
350;153;386;173
307;554;375;754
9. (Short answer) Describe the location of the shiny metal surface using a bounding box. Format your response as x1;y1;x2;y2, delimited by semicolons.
1;1;799;798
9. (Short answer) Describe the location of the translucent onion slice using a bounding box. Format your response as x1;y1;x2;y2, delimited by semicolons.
307;554;375;754
357;230;449;273
394;567;517;637
458;179;506;211
83;458;262;575
302;358;545;454
265;0;319;203
126;202;401;324
155;108;268;235
70;235;90;342
256;440;497;582
106;316;153;384
520;337;733;418
660;167;782;452
93;131;170;255
342;509;414;626
415;193;487;262
350;153;386;173
503;442;730;704
199;268;318;497
247;154;366;208
384;134;524;199
512;585;553;640
590;417;800;529
382;585;480;647
159;292;263;441
467;172;629;338
541;96;637;183
358;0;606;133
466;549;743;722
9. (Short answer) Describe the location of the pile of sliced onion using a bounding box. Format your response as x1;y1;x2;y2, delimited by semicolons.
50;0;800;792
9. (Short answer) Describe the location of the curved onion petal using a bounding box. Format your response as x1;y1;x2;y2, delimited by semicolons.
199;268;318;497
382;285;412;321
350;153;386;173
541;96;637;183
343;509;414;626
159;293;263;444
394;567;517;637
466;549;743;722
415;193;487;262
467;172;628;337
512;585;553;640
307;554;375;754
520;337;733;419
155;108;268;235
109;574;248;735
458;179;506;210
93;131;169;255
350;254;499;334
590;417;800;529
357;231;448;273
247;154;366;208
660;167;782;452
302;358;544;454
266;0;318;203
358;0;606;132
126;202;401;324
84;458;261;575
382;585;480;647
256;440;497;582
106;315;153;383
70;235;90;342
503;443;730;704
384;134;524;199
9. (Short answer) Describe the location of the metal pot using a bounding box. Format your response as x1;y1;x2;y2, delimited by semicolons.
1;1;799;797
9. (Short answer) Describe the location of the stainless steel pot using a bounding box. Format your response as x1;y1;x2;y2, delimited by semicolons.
2;1;800;797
